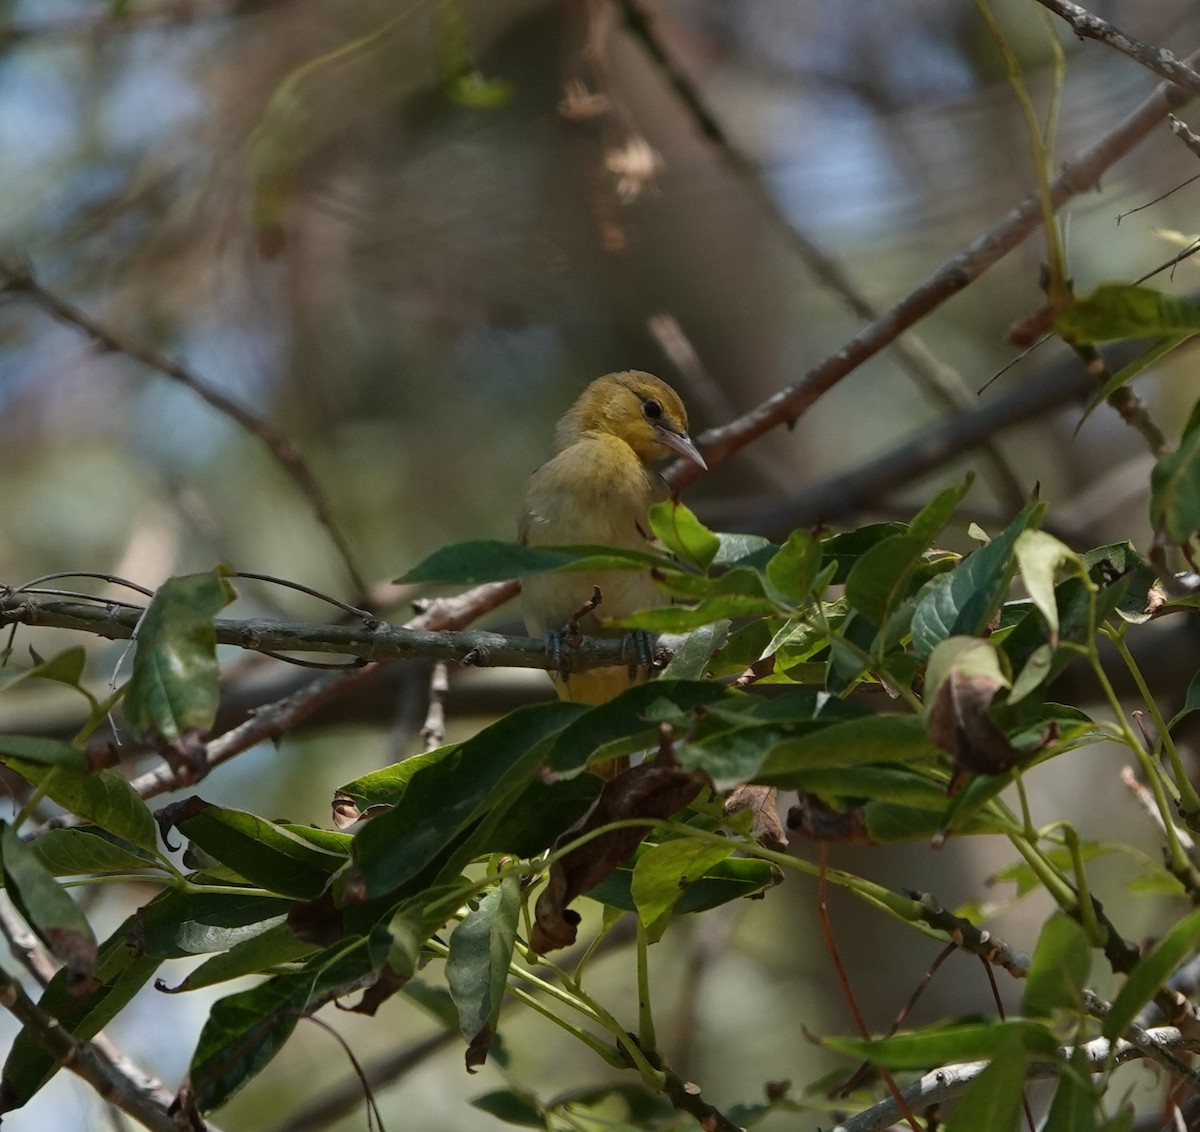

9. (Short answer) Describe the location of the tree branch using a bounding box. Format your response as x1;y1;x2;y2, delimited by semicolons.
615;0;1029;513
662;47;1196;490
0;586;645;672
1033;1;1200;96
0;258;368;600
831;1027;1200;1132
0;963;178;1132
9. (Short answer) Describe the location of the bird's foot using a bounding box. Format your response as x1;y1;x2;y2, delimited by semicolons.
621;629;659;681
545;629;571;680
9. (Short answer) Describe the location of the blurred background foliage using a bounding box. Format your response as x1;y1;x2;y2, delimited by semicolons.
2;1;1200;1129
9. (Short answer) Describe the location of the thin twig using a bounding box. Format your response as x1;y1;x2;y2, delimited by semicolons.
117;581;520;801
0;258;368;600
0;587;638;672
616;0;1029;513
1033;1;1200;96
1169;114;1200;159
658;49;1196;490
265;1031;455;1132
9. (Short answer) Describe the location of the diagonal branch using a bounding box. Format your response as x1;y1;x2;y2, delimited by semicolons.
0;259;368;600
661;47;1196;490
1033;0;1200;96
615;0;1028;513
0;962;178;1132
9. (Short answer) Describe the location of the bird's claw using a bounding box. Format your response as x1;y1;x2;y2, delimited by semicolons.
622;629;658;680
545;629;570;680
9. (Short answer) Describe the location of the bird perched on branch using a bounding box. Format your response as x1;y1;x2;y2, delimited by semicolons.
519;371;708;707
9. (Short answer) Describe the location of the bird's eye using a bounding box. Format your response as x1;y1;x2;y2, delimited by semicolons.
643;399;663;421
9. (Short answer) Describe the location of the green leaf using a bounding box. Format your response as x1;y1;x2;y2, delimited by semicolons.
1015;530;1085;645
136;888;294;959
1075;335;1191;433
124;569;235;746
0;736;87;771
0;648;90;699
1054;283;1200;344
845;481;968;627
864;799;1015;842
352;701;583;899
660;621;729;680
1;824;97;980
471;1089;545;1128
0;760;158;854
1043;1045;1099;1132
1103;904;1200;1040
587;850;778;915
1023;913;1091;1016
753;714;943;787
631;838;734;942
911;505;1043;657
187;927;392;1113
648;500;721;571
764;530;822;606
336;745;459;811
944;1031;1029;1132
470;775;602;859
1150;418;1200;545
31;828;158;877
608;594;775;632
396;540;673;585
446;877;520;1069
713;532;775;566
547;680;736;775
0;915;161;1111
167;800;349;899
158;922;318;994
821;523;909;583
824;1019;1056;1069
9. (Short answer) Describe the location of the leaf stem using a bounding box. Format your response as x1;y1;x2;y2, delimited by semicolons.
1105;626;1200;818
635;918;657;1056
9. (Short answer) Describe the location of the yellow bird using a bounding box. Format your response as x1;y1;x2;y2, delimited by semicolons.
519;371;708;706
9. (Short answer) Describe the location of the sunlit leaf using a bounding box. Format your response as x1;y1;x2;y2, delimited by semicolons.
124;569;234;748
824;1019;1056;1069
631;838;734;941
1054;283;1200;344
397;541;675;585
648;500;720;571
911;505;1043;657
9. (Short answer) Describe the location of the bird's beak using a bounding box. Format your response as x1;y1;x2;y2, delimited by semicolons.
655;425;708;471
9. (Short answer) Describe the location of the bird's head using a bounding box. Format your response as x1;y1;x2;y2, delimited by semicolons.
556;371;708;469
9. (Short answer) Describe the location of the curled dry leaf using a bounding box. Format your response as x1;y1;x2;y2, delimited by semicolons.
724;784;788;851
927;665;1022;780
154;795;212;851
346;962;408;1017
530;759;705;953
155;730;210;785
